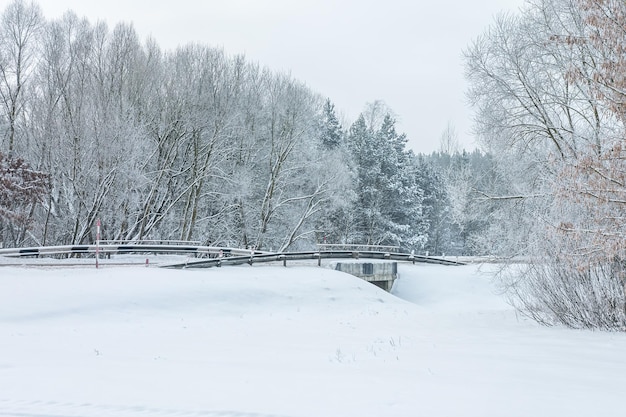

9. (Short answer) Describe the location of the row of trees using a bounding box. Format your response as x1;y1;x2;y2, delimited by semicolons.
465;0;626;329
5;0;623;331
0;1;496;255
0;0;346;251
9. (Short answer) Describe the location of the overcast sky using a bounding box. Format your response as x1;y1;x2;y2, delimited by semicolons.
10;0;523;154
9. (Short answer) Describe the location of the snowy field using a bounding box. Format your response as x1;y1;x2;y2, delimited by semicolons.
1;259;626;417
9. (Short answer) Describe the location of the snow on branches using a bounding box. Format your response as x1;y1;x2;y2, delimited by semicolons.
0;152;49;227
465;0;626;329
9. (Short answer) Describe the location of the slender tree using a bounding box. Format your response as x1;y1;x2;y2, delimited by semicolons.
319;98;342;149
0;0;42;156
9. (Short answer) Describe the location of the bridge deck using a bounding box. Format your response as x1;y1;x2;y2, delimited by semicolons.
0;243;464;268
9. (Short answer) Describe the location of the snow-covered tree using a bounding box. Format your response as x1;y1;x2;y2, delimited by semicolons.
346;108;426;249
0;0;42;155
0;152;48;246
413;154;452;255
319;98;343;150
0;1;437;258
465;0;626;329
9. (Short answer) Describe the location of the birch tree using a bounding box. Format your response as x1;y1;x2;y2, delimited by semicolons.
0;0;42;155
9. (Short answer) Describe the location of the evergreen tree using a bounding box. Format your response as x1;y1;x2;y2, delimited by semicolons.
319;98;342;150
314;100;355;246
346;114;377;244
413;154;451;255
346;112;426;250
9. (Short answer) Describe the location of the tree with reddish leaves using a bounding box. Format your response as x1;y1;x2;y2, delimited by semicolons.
465;0;626;329
561;1;626;272
575;0;626;121
0;152;49;246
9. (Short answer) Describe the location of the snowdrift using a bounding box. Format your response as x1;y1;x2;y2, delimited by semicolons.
1;262;625;417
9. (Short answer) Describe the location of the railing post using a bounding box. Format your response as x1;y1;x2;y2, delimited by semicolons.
95;219;101;269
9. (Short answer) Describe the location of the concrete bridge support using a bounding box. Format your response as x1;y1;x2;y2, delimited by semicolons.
334;262;397;291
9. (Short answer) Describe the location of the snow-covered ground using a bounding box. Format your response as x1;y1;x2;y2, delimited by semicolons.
1;259;625;417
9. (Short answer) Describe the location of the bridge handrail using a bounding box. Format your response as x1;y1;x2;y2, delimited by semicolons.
99;239;203;246
0;244;257;258
0;244;464;267
163;250;464;269
316;243;402;253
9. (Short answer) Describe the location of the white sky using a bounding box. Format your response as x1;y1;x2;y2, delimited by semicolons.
9;0;523;153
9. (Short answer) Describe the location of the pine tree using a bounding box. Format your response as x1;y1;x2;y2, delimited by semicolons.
319;98;343;150
346;112;426;249
413;154;450;255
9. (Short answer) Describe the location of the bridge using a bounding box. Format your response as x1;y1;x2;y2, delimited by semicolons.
0;242;464;291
